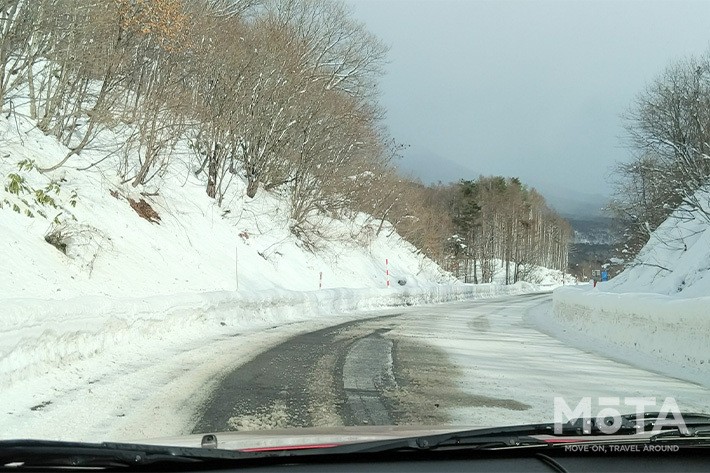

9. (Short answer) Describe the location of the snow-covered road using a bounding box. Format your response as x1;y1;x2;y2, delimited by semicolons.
410;293;710;426
192;293;710;433
3;293;707;442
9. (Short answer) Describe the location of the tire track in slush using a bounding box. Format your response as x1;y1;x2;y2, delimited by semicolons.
341;330;397;425
191;315;402;433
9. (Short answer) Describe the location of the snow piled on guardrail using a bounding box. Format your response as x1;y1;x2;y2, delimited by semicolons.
535;286;710;388
1;282;536;388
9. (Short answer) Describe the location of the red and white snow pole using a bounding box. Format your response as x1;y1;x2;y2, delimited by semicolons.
386;258;390;288
235;244;239;291
319;271;323;289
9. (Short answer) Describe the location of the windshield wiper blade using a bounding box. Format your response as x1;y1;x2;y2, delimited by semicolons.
579;412;710;436
316;424;553;455
0;439;255;469
320;413;710;455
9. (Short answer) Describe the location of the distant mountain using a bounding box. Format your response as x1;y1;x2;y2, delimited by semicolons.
522;178;610;219
566;216;621;245
394;149;477;184
543;190;608;219
566;215;622;280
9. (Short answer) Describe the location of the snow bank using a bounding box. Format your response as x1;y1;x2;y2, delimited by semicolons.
465;259;574;288
1;283;536;388
524;265;576;287
536;283;710;388
536;189;710;387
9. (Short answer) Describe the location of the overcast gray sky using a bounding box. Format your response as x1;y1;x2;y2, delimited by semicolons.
345;0;710;206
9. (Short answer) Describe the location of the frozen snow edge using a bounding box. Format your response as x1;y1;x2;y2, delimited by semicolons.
537;286;710;387
0;282;537;387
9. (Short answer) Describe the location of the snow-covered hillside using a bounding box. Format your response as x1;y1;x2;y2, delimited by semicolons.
1;111;454;301
603;191;710;297
469;262;574;287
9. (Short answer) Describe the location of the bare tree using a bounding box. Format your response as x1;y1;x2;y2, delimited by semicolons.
623;54;710;217
613;52;710;259
0;0;66;108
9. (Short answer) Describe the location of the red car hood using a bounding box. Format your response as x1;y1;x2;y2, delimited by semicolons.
134;425;666;452
135;425;484;451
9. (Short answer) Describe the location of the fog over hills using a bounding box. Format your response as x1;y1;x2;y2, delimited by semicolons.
395;150;609;219
394;149;476;185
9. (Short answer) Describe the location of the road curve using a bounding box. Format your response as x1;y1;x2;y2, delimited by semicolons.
192;293;710;432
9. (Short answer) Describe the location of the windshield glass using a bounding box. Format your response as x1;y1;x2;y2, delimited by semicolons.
1;0;708;449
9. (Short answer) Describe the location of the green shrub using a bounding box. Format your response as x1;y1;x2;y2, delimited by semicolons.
1;159;77;224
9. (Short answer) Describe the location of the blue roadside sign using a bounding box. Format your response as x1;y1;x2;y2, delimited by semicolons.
601;271;609;281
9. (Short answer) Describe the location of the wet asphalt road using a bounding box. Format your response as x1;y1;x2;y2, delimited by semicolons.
191;296;537;433
191;314;403;433
189;291;710;434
